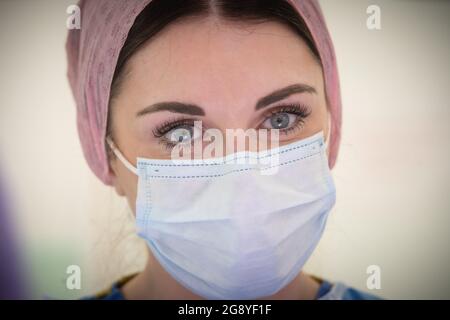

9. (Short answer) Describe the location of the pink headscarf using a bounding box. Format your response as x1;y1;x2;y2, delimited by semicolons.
66;0;342;186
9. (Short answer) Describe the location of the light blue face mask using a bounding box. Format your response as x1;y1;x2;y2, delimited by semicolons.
107;130;336;299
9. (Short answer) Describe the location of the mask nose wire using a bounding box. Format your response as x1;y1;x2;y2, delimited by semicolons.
106;137;138;175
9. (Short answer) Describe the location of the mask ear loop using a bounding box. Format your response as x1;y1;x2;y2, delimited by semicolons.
106;137;138;175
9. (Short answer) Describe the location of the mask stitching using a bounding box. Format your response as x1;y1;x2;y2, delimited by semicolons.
138;138;322;168
142;151;321;179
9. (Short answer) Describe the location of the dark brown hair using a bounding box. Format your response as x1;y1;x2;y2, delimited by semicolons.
106;0;320;155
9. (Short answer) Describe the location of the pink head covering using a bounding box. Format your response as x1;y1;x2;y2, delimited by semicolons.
66;0;342;186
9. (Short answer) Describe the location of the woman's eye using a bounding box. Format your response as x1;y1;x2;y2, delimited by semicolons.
262;112;298;130
165;125;201;144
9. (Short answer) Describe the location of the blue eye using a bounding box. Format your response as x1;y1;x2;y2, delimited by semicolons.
260;103;311;135
153;119;204;151
165;125;201;144
262;112;298;130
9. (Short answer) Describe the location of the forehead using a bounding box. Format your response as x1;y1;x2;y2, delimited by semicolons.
121;17;323;108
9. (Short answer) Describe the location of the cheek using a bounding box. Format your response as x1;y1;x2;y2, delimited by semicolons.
313;98;329;133
297;102;327;140
116;164;139;215
127;183;138;216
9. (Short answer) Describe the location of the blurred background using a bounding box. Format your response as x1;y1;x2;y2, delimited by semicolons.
0;0;449;299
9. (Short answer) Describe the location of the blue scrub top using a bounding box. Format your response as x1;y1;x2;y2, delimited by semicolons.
83;274;382;300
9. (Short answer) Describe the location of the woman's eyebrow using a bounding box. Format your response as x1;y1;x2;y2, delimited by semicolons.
136;83;316;117
136;102;205;117
255;83;316;111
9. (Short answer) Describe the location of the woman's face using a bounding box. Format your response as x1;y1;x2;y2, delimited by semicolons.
109;17;329;212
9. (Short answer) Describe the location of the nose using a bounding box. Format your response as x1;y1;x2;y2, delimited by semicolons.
196;125;280;160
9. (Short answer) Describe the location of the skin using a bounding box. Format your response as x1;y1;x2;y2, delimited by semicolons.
108;16;330;300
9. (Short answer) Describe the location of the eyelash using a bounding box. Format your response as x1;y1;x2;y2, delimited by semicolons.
152;117;203;150
259;103;311;135
152;103;312;150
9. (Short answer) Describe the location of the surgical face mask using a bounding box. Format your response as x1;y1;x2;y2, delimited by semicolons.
107;130;336;299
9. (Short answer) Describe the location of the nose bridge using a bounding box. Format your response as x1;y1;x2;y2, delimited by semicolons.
197;96;276;157
204;101;256;155
223;127;259;155
201;126;276;159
